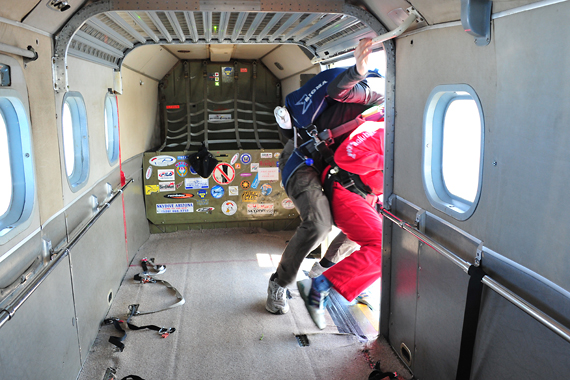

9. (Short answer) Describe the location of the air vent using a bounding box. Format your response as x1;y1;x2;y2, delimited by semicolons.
47;0;71;12
295;334;310;347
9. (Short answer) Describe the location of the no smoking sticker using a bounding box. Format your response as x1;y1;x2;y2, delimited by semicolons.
212;163;236;185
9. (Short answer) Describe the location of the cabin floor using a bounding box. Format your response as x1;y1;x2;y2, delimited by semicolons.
78;228;412;380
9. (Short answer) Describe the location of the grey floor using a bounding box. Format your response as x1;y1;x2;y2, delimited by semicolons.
78;228;411;380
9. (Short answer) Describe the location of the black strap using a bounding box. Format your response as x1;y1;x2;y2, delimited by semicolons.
368;361;397;380
121;376;146;380
455;265;486;380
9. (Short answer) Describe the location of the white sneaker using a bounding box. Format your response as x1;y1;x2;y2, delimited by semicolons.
266;276;289;314
308;261;326;278
297;278;328;329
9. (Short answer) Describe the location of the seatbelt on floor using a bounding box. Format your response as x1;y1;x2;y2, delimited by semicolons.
455;264;486;380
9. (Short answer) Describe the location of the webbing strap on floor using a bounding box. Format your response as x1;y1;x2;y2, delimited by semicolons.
455;265;486;380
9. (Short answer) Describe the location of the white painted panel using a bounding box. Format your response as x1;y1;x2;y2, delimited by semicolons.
123;45;179;80
261;44;314;80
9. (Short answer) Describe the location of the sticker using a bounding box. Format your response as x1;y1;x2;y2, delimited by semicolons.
176;162;189;177
260;183;273;196
240;173;251;177
215;82;220;87
258;167;279;181
164;193;194;199
251;174;259;189
189;166;197;175
214;72;219;77
229;186;239;196
259;161;274;167
178;155;188;160
145;166;153;180
240;68;248;73
159;182;175;192
158;169;175;181
241;180;251;189
211;185;225;199
247;203;274;215
156;203;194;213
209;114;232;121
212;163;236;185
149;155;176;167
176;182;183;189
282;198;295;209
197;199;209;206
241;191;260;202
197;190;208;199
185;177;209;189
240;153;252;164
250;163;259;172
260;152;273;158
145;185;159;195
222;200;237;216
166;105;180;110
274;152;281;159
215;77;219;82
222;67;234;83
197;207;215;214
230;153;239;165
235;163;241;169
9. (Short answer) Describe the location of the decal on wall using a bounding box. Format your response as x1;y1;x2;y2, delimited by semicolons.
145;166;153;180
251;174;260;189
158;169;175;181
282;198;295;209
212;163;236;185
240;173;251;177
157;203;194;213
197;207;215;214
164;193;194;199
176;162;189;177
247;203;274;215
260;183;273;196
159;182;175;192
149;155;176;167
222;200;237;216
145;185;159;195
231;153;239;165
178;155;188;160
197;199;209;206
241;180;251;189
211;185;225;199
189;166;197;175
197;190;208;199
235;163;241;169
274;152;281;159
260;152;273;158
258;167;279;181
240;153;252;164
228;186;238;196
185;178;209;189
241;191;260;202
251;163;259;172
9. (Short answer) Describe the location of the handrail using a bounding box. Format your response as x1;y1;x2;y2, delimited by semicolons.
0;43;37;60
0;179;133;330
379;205;570;344
311;11;418;65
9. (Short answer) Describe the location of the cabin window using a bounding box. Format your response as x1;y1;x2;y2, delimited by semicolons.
62;92;90;190
104;94;119;165
422;84;484;220
0;90;35;236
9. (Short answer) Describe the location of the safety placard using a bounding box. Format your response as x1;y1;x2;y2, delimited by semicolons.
212;163;236;185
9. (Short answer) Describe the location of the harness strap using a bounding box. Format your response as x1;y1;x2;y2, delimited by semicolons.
455;265;486;380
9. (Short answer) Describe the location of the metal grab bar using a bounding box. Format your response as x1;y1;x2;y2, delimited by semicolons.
379;205;570;344
0;179;133;330
0;43;37;60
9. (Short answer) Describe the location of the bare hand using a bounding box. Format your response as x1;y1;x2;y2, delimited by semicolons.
355;38;373;75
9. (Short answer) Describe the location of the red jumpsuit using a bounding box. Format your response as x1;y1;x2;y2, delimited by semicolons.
322;121;385;301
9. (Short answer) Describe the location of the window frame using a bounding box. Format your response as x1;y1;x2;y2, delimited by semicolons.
0;89;35;237
422;84;485;221
104;93;119;165
62;91;90;191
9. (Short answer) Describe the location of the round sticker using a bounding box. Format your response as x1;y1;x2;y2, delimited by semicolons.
222;200;237;216
241;180;251;189
260;183;273;196
240;153;252;165
282;198;295;209
212;163;236;185
149;155;176;167
211;185;224;199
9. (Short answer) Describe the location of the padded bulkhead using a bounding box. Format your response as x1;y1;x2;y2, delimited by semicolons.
144;59;298;231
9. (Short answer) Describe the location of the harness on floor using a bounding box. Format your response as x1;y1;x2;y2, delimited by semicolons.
104;258;184;352
281;105;383;199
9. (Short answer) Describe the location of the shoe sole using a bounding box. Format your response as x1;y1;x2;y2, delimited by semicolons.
265;303;289;314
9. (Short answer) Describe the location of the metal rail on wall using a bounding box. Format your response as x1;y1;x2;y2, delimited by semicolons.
379;203;570;344
0;179;133;330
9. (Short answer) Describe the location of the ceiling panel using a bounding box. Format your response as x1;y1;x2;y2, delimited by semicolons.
123;45;179;80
